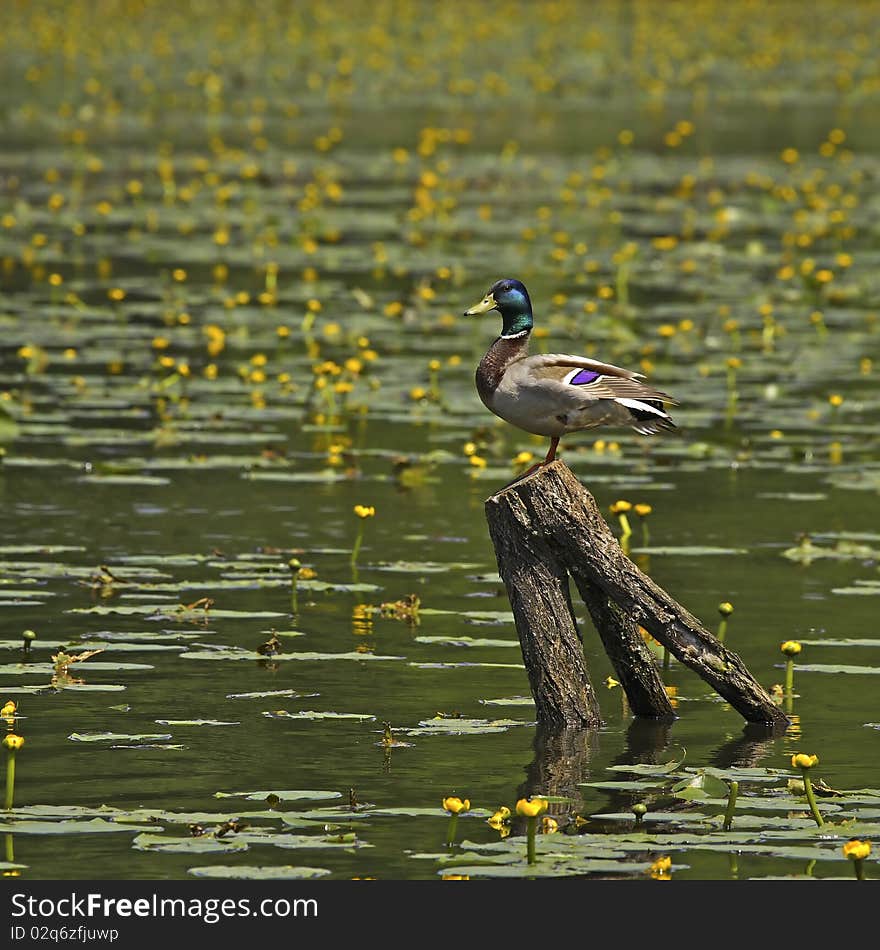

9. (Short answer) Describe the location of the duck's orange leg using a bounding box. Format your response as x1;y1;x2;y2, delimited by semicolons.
543;436;560;464
502;437;561;488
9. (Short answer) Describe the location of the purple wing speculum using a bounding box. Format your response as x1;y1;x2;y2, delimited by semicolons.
567;369;601;385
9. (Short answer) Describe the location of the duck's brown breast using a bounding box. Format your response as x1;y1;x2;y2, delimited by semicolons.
475;334;530;406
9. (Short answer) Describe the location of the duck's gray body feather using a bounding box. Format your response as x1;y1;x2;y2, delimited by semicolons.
476;337;676;439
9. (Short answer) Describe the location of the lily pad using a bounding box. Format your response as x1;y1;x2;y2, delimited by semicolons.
132;833;249;853
793;663;880;674
479;696;535;706
226;689;315;699
183;650;404;662
188;865;331;879
672;772;730;800
414;636;519;648
69;732;173;743
606;753;686;776
0;819;150;835
403;717;530;736
214;790;343;802
155;719;240;726
262;710;376;721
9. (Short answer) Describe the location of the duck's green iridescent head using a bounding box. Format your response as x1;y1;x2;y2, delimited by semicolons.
464;278;533;337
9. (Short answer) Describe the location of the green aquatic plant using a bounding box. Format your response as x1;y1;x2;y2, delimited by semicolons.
288;558;301;614
781;640;802;699
609;500;633;555
350;504;375;567
722;780;739;831
442;796;469;848
631;803;647;827
717;602;733;642
516;797;548;865
3;734;24;810
21;630;36;656
791;753;823;827
842;839;871;881
634;503;652;545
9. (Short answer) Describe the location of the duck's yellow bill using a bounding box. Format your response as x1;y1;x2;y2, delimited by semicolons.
464;293;497;316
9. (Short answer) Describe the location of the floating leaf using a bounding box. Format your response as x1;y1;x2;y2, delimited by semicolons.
0;662;153;675
183;650;404;662
188;866;330;879
69;732;172;743
262;710;376;721
414;636;518;648
226;689;316;700
403;717;530;736
580;780;671;792
0;819;151;835
67;605;287;619
479;696;535;707
234;831;369;849
632;546;746;556
155;719;240;727
214;790;343;802
132;833;248;853
672;771;730;800
793;663;880;675
607;752;686;775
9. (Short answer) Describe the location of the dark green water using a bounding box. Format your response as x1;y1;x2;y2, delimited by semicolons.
1;0;880;881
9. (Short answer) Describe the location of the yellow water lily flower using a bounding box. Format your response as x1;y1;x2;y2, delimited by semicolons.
1;701;16;718
353;504;376;519
442;796;470;815
718;602;734;616
649;855;672;879
2;735;24;752
780;640;802;657
843;840;871;861
791;753;819;770
515;797;548;818
487;806;510;830
541;816;558;834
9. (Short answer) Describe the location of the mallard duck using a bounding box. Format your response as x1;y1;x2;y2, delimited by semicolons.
465;278;676;466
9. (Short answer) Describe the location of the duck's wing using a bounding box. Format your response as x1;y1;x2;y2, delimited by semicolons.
515;353;678;405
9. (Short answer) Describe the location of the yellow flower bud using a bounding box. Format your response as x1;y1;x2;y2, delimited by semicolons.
515;797;548;818
780;640;802;657
791;753;819;770
541;816;558;834
442;796;470;815
843;840;871;861
2;734;24;752
610;500;632;514
718;602;734;616
353;505;376;519
634;503;652;517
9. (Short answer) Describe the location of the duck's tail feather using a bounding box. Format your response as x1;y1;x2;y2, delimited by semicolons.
616;397;677;436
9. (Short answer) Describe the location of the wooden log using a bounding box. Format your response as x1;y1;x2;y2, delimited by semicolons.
485;488;601;729
486;469;674;726
574;583;675;719
486;461;788;728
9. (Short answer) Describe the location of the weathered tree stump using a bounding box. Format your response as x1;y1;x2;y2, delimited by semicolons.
485;460;788;730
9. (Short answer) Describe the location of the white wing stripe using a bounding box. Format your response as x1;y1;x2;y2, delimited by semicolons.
615;397;667;417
